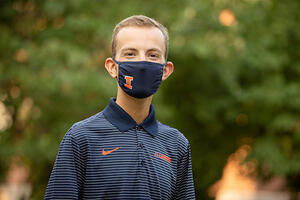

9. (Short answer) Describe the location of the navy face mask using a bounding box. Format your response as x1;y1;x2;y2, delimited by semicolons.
113;59;167;99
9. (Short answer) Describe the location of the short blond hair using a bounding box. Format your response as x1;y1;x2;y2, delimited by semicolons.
112;15;169;59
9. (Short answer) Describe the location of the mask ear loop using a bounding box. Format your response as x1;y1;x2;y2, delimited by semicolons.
112;58;120;65
162;61;168;72
161;61;168;80
112;58;120;81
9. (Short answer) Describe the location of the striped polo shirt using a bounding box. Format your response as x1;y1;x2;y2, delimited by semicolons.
44;98;195;200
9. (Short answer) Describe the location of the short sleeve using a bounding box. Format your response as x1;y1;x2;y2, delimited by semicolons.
174;141;195;200
44;128;86;199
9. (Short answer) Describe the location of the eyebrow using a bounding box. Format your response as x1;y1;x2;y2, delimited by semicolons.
121;48;162;52
147;48;163;54
120;48;137;52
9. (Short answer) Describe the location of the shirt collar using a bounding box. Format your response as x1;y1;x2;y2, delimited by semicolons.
103;98;158;137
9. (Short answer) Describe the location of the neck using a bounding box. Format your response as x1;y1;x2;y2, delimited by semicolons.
115;87;152;124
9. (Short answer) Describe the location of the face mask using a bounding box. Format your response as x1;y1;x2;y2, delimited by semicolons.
113;58;167;99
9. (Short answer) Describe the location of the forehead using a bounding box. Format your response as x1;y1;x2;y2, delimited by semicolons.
115;26;165;54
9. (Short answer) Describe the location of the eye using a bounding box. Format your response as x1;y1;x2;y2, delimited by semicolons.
123;51;136;57
148;52;160;59
126;52;134;56
150;54;158;57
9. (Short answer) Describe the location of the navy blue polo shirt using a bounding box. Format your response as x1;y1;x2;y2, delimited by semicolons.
44;98;195;200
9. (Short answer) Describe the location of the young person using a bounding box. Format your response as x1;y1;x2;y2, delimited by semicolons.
45;15;195;200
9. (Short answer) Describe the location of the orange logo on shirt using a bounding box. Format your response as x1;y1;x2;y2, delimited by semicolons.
154;152;171;163
102;147;120;156
124;76;133;89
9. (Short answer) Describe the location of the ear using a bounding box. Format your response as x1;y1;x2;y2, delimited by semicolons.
105;58;118;78
162;61;174;81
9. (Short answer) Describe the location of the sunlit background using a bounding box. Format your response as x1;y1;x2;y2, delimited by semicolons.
1;0;300;199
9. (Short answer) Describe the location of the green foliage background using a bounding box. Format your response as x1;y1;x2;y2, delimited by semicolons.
1;0;300;199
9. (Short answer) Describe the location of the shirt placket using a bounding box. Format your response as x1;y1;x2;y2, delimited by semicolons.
135;125;146;168
133;125;151;199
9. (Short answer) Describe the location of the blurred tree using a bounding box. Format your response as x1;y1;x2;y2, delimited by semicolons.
164;0;300;198
0;0;299;199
